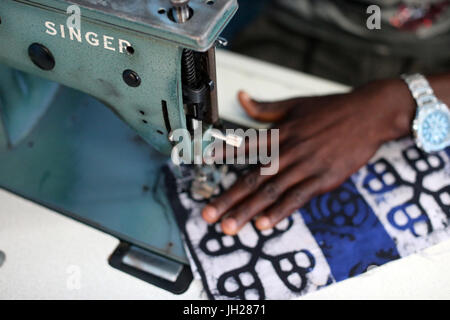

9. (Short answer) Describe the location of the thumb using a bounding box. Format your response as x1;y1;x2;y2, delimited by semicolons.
238;91;299;122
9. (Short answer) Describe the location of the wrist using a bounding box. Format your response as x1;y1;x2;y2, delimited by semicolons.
374;78;416;142
428;73;450;105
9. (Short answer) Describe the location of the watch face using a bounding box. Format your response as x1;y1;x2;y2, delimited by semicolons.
417;104;450;152
422;110;450;144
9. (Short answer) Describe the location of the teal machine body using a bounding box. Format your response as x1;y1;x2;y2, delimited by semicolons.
0;0;238;292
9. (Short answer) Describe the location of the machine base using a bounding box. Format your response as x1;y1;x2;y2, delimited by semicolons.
0;82;190;289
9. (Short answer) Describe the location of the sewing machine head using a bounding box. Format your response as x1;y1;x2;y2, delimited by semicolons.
0;0;238;154
0;0;238;293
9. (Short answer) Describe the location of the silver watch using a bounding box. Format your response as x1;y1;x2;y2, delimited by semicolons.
402;74;450;153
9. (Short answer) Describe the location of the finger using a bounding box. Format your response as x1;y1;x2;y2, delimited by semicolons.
213;92;338;163
216;99;348;164
220;161;319;235
202;139;315;223
238;91;302;122
255;176;322;230
202;168;271;223
211;127;290;163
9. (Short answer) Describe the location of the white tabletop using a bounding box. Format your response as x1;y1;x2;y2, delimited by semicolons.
1;50;450;299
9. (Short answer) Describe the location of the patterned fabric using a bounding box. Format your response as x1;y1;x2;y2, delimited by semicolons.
164;138;450;300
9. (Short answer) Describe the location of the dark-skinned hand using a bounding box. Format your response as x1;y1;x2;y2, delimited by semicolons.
201;79;417;235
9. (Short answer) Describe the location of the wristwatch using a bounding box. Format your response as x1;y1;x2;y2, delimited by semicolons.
402;74;450;153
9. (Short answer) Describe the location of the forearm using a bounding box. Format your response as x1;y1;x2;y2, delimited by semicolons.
374;72;450;143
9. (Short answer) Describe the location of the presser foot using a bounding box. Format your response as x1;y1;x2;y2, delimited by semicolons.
190;165;229;200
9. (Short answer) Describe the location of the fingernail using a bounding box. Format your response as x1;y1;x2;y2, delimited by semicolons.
256;217;271;230
240;91;250;101
202;205;218;222
239;91;252;104
222;218;237;234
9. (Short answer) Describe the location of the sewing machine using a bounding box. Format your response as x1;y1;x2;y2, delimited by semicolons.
0;0;238;293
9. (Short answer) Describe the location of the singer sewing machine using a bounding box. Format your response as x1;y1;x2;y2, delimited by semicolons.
0;0;238;293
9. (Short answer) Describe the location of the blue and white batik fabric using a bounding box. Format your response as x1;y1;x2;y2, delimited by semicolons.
164;138;450;300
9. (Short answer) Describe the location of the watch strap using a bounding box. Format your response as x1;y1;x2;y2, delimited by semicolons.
401;74;438;108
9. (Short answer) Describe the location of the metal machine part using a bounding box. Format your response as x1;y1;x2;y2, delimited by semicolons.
66;0;236;50
170;0;192;24
122;245;183;282
109;242;193;294
210;130;243;148
190;165;228;199
0;0;238;154
0;0;238;293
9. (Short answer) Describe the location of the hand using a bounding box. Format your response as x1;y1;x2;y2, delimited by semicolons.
201;79;416;235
